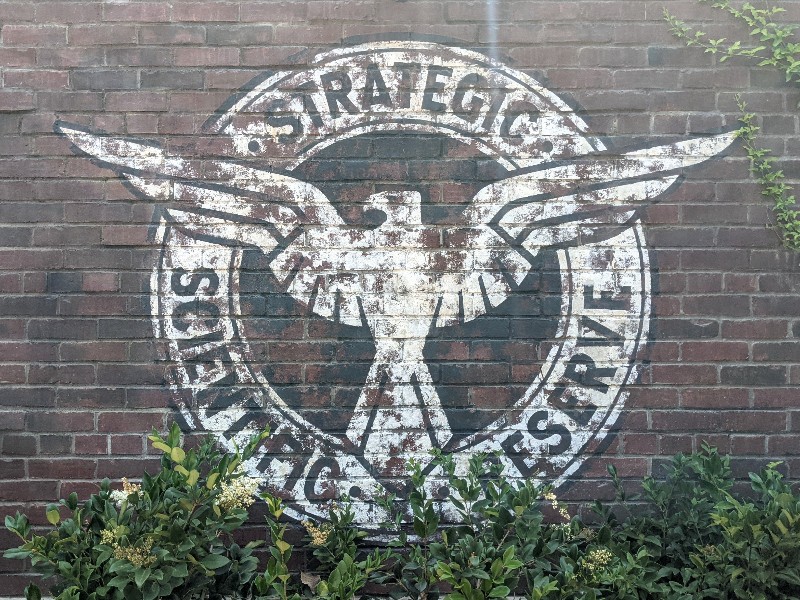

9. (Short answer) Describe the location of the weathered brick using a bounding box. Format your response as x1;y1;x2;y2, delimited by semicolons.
721;366;787;386
139;24;206;45
103;2;170;22
174;47;240;67
173;2;240;22
2;25;66;46
0;48;36;67
98;412;165;433
141;69;204;90
71;69;138;91
207;25;273;46
0;91;36;112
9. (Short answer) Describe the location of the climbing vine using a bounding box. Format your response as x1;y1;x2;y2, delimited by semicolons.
665;0;800;250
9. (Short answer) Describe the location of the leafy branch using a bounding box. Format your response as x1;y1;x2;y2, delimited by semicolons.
664;0;800;83
736;97;800;249
665;0;800;250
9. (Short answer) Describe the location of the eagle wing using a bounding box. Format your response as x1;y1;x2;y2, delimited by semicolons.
56;121;348;272
449;133;737;325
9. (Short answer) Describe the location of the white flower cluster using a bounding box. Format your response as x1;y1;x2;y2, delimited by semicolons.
110;478;141;508
217;473;262;511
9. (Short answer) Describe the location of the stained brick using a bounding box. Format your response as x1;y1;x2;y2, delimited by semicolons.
71;70;138;91
720;366;787;386
141;69;204;90
103;2;170;22
0;91;35;112
2;25;66;46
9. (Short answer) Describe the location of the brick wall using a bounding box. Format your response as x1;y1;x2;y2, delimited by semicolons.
1;0;799;594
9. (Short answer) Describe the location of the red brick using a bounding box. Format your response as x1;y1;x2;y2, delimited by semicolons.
29;459;96;479
240;2;307;22
35;2;102;22
96;458;161;479
0;342;58;362
105;92;168;113
0;2;34;20
681;342;749;362
174;47;239;67
0;480;59;502
28;365;96;385
27;411;94;432
68;24;138;45
139;24;206;45
103;2;170;22
75;434;108;455
307;1;375;20
110;435;145;455
173;2;239;22
38;91;104;111
59;342;128;362
0;366;26;384
2;25;67;46
753;388;800;409
621;433;658;454
0;48;36;67
82;272;119;293
98;411;165;433
681;387;750;409
0;90;35;112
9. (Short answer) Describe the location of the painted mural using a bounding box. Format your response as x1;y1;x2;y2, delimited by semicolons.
57;41;734;525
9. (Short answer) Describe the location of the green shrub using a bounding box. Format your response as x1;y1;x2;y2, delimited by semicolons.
7;440;800;600
5;424;269;600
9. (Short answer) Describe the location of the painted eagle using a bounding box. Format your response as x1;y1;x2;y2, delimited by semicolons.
57;122;734;476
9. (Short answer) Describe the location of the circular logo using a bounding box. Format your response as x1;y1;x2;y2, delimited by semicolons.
150;41;651;524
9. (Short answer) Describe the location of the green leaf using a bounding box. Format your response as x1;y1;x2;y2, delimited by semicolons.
200;553;230;570
489;586;511;598
24;584;42;600
134;567;151;589
206;472;220;489
151;441;171;453
276;539;291;554
186;469;200;486
170;447;186;463
46;508;60;526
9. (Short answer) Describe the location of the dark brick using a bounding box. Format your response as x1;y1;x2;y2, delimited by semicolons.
648;46;714;67
71;69;138;91
683;295;751;317
652;318;719;339
103;2;170;21
753;343;800;362
98;412;165;433
46;271;82;293
1;434;37;455
2;25;66;46
440;363;509;385
0;296;57;316
28;319;96;340
28;365;96;385
720;366;787;386
753;296;800;316
98;318;153;339
139;24;206;45
173;2;239;21
29;458;96;479
141;69;205;90
0;480;59;501
106;48;172;67
681;342;749;362
207;25;273;46
96;365;167;386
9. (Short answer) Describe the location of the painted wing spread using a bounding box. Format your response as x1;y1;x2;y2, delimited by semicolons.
56;123;735;329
